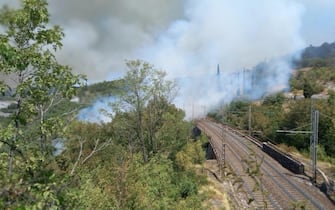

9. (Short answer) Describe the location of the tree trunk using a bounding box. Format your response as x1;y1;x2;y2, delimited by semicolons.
135;87;148;162
8;96;22;176
138;111;148;163
40;106;46;154
8;148;14;176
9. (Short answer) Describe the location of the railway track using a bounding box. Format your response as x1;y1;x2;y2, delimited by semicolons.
197;119;333;209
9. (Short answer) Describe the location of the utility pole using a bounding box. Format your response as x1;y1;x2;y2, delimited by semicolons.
277;109;319;183
311;109;319;183
220;124;226;179
222;142;225;166
220;106;226;178
192;102;194;119
248;105;252;136
310;98;319;183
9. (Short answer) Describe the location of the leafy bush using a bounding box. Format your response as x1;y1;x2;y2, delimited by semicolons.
179;179;198;198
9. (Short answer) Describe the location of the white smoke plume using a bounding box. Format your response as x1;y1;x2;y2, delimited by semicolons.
48;0;185;81
1;0;309;120
140;0;304;76
137;0;306;118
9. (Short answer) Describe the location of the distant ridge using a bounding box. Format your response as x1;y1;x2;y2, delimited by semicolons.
295;41;335;68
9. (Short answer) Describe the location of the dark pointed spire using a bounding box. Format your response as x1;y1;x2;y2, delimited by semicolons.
217;64;220;76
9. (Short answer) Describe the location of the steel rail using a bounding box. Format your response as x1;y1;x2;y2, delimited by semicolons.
221;123;324;210
199;121;280;209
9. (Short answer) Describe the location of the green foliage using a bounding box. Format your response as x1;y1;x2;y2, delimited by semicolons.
328;90;335;105
303;79;321;98
105;59;178;162
290;67;332;97
0;0;85;153
0;2;214;209
126;155;177;209
179;179;198;198
153;106;190;155
58;57;208;208
75;169;119;209
262;92;285;106
215;89;335;160
0;149;72;209
0;0;85;208
175;140;206;171
223;100;250;128
125;155;204;210
77;79;123;103
63;125;207;209
290;200;307;210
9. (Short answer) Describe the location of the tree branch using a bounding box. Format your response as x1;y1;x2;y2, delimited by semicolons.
70;138;85;176
81;138;112;164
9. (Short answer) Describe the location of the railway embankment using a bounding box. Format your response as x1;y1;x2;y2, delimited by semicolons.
197;118;335;209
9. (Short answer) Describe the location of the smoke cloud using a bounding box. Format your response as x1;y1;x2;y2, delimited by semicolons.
1;0;309;120
48;0;185;81
137;0;305;118
139;0;304;77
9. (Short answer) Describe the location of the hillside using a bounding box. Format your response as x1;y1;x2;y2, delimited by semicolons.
290;41;335;99
0;79;123;122
1;20;334;207
294;41;335;68
76;79;124;104
3;1;335;209
209;40;335;168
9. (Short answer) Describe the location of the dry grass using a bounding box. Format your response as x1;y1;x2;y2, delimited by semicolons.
199;160;232;210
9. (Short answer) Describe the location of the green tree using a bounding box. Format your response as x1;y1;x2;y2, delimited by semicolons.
63;121;113;175
0;0;85;208
262;92;285;106
277;100;311;149
224;100;249;128
328;90;335;106
303;79;315;98
107;59;177;162
313;98;335;158
290;68;326;99
125;155;203;210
